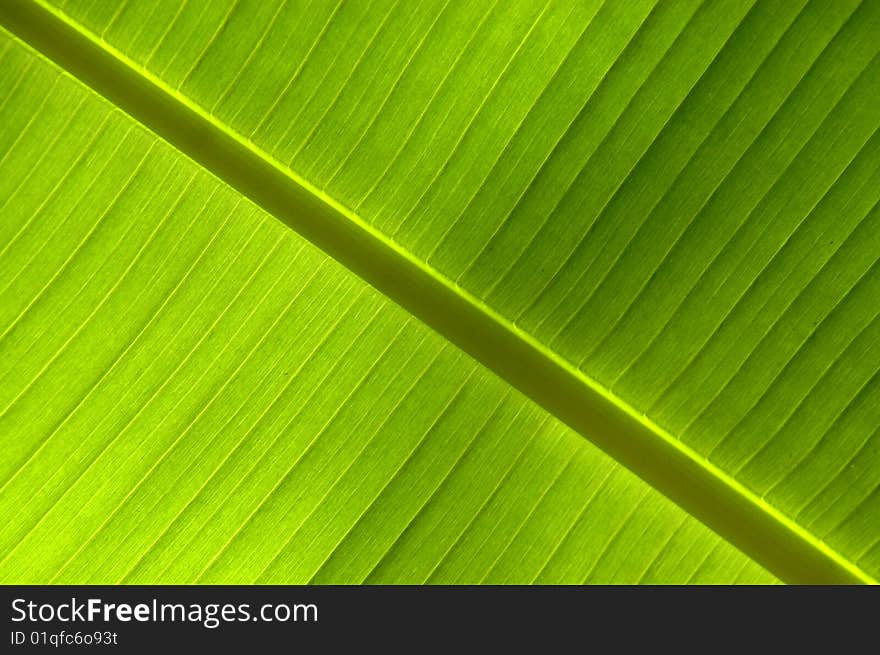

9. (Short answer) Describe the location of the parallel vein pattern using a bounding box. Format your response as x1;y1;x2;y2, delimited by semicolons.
40;0;880;580
0;32;772;583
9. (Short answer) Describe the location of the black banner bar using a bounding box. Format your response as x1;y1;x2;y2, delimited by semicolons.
1;585;875;651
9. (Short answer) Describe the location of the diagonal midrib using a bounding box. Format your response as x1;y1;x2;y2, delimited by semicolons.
0;0;872;585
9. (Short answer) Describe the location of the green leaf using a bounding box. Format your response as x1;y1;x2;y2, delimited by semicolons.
1;0;877;583
0;25;772;585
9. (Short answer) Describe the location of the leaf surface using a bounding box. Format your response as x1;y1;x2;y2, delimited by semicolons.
0;31;773;583
2;0;878;583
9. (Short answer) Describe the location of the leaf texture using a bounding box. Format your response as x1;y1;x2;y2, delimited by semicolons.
0;33;773;583
2;0;879;583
